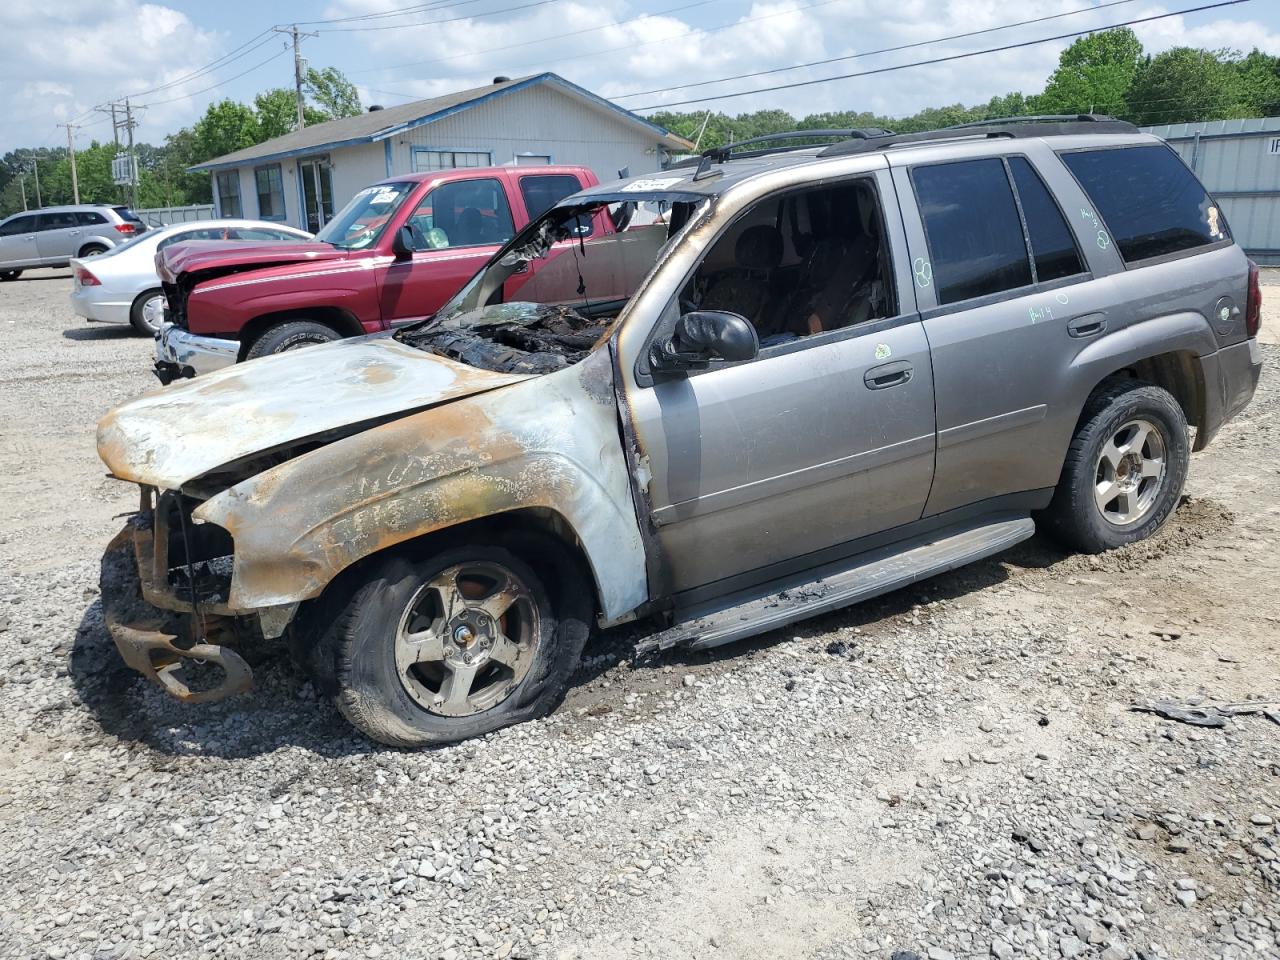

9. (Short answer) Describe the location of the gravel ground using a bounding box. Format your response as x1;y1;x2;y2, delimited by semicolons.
1;268;1277;960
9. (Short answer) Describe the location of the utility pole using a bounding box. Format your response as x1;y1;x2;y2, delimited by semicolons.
18;174;27;211
98;99;139;208
275;25;318;129
60;123;81;203
124;98;137;210
31;157;42;208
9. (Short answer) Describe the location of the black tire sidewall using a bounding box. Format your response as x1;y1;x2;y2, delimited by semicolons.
246;321;339;359
129;289;164;335
1064;385;1189;552
80;245;107;257
336;547;567;747
0;270;19;281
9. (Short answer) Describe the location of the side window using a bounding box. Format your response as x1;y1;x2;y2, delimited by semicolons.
158;228;227;251
1007;157;1085;282
254;164;285;220
1060;145;1228;264
37;211;79;231
519;174;586;223
216;171;243;219
911;158;1031;305
76;211;108;226
678;179;894;348
0;215;37;236
404;178;515;250
231;227;302;241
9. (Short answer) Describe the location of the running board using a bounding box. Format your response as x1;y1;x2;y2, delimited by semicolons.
637;515;1035;654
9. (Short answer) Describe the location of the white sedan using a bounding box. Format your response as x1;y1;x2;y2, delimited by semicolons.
69;219;312;335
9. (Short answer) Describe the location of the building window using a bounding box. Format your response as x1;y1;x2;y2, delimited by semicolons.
254;164;285;221
216;171;243;218
411;149;491;173
514;153;552;165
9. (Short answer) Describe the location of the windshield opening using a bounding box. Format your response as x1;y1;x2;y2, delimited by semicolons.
394;197;701;374
315;181;416;250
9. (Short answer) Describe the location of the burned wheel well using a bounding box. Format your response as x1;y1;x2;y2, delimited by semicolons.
238;308;365;360
1101;351;1207;449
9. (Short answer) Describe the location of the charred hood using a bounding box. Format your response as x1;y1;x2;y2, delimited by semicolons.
98;336;531;491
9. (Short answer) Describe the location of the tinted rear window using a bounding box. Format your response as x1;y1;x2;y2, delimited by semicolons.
1008;157;1084;283
1060;145;1227;264
520;174;585;221
113;207;144;224
912;158;1032;305
37;211;78;230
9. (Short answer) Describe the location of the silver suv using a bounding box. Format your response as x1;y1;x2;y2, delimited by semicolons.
96;117;1262;746
0;204;147;278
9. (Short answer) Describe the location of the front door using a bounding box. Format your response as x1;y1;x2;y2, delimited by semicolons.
300;159;335;234
0;214;40;267
625;174;936;594
379;176;517;326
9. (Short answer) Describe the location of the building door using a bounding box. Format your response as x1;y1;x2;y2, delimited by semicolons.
300;159;335;234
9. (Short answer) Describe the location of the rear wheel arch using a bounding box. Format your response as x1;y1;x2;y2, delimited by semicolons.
1086;351;1207;450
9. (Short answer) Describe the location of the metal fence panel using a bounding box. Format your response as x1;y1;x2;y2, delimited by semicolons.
134;204;216;227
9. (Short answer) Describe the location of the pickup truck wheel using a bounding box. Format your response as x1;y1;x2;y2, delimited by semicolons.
245;320;340;359
324;546;587;747
129;289;165;335
0;269;20;281
1040;380;1189;554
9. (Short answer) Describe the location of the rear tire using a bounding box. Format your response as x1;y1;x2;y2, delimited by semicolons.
129;289;165;335
245;320;340;359
78;244;108;257
0;269;20;281
1040;379;1189;554
306;543;589;747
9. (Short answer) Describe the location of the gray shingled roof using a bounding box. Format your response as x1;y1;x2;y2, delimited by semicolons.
189;73;690;172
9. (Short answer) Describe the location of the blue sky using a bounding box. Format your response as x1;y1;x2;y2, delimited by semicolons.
3;0;1280;153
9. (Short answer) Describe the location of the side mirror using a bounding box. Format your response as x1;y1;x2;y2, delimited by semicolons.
391;225;415;259
650;310;759;372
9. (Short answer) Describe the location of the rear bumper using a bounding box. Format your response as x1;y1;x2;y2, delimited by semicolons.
100;523;253;704
70;286;130;324
1200;337;1263;447
154;322;238;384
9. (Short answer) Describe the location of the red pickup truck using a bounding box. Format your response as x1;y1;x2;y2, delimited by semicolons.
153;165;605;382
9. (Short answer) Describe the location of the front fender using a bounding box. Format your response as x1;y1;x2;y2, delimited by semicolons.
194;351;648;621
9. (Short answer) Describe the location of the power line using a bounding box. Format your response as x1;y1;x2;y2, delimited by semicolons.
315;0;565;32
135;47;290;108
348;0;833;76
615;0;1140;101
121;29;278;100
297;0;494;25
629;0;1254;110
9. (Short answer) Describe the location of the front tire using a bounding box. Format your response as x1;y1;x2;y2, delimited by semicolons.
0;269;21;281
315;545;588;747
1041;380;1189;553
245;320;340;359
130;289;165;335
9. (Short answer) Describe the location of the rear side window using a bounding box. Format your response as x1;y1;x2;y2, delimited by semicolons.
520;174;584;221
76;211;108;226
37;211;78;230
912;158;1032;305
1007;157;1085;282
1060;145;1228;264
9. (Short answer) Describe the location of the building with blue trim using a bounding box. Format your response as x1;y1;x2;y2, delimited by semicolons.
188;72;692;233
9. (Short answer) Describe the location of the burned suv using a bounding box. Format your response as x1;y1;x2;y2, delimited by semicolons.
97;118;1262;746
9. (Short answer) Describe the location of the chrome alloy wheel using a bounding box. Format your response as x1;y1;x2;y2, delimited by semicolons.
393;562;539;717
1094;417;1166;527
140;293;165;332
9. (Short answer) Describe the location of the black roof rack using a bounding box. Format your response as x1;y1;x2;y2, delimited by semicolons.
950;113;1126;128
817;115;1139;158
674;128;896;177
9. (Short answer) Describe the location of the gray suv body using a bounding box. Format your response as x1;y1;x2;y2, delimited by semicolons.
0;204;147;278
95;118;1263;746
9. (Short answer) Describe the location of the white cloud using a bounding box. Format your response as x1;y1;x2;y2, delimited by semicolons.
0;0;225;151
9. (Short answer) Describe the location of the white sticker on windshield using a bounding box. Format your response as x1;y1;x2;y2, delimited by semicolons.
370;188;401;205
620;177;686;193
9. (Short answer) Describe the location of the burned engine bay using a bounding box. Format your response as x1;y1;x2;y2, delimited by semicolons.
398;302;612;375
395;200;683;374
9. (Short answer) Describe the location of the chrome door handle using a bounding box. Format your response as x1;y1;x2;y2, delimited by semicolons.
864;360;914;390
1067;313;1107;338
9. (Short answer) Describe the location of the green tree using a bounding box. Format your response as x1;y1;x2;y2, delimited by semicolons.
1232;49;1280;116
191;99;260;164
306;66;362;119
1125;47;1245;125
1038;28;1144;115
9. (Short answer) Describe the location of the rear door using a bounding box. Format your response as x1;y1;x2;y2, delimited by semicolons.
35;211;81;260
892;146;1099;517
0;214;41;267
378;175;517;326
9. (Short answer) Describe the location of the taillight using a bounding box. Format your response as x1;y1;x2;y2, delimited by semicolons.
114;223;136;234
75;266;100;286
1246;259;1262;338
